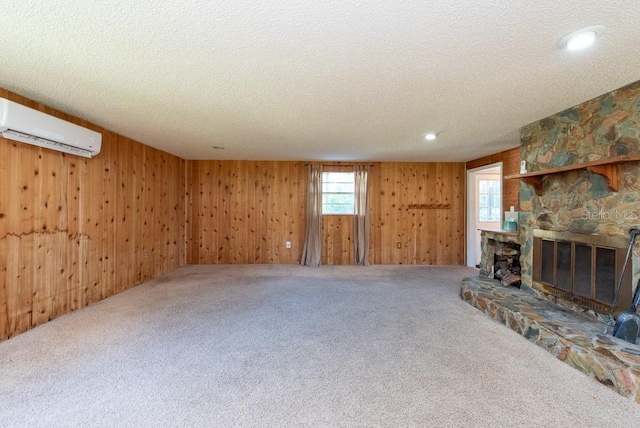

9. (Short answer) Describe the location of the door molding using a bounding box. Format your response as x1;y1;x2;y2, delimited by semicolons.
466;162;502;267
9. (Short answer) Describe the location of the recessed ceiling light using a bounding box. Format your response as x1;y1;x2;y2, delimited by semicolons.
559;25;605;51
425;133;437;141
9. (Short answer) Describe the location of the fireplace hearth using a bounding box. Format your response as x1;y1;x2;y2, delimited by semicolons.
461;276;640;402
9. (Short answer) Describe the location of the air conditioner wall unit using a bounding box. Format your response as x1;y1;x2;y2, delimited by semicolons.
0;97;102;158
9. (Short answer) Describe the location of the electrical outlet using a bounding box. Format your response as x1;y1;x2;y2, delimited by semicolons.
285;241;291;249
396;242;401;249
144;252;148;259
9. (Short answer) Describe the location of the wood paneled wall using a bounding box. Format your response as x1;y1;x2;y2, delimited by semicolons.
0;90;186;341
466;147;521;212
322;215;354;265
186;161;466;266
186;161;307;264
371;163;465;265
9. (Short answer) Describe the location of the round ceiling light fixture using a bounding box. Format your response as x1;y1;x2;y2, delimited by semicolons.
425;133;437;141
559;25;605;50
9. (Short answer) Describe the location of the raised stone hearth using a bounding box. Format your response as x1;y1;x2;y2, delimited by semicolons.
461;276;640;402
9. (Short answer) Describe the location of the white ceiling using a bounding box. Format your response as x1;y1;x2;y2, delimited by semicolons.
2;1;639;162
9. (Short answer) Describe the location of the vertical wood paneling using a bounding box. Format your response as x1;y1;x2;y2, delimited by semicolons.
186;161;307;264
0;89;186;341
116;136;134;293
450;163;465;265
323;216;353;265
371;162;465;265
65;156;82;314
186;160;201;264
187;161;466;266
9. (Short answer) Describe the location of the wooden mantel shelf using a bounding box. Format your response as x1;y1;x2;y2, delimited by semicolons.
504;155;640;196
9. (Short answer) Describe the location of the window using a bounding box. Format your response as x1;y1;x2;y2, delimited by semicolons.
322;172;354;214
478;179;500;221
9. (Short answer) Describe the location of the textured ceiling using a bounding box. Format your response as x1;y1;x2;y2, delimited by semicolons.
2;1;639;161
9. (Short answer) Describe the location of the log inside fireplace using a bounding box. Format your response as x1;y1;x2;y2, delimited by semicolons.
494;246;521;287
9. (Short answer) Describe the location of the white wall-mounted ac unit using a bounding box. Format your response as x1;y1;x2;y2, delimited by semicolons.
0;97;102;158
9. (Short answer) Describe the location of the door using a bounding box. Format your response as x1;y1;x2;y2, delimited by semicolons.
467;164;502;267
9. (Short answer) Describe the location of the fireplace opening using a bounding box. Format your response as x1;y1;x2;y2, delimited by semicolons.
532;230;632;313
494;244;521;287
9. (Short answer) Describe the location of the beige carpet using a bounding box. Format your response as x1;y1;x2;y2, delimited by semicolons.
2;264;640;427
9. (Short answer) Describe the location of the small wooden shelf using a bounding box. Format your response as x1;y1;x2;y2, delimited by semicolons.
504;154;640;196
408;203;450;210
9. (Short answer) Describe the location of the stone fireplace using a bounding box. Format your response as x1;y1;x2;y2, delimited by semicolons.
463;80;640;401
516;80;640;317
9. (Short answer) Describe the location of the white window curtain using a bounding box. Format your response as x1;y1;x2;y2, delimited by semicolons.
301;165;323;267
353;165;371;266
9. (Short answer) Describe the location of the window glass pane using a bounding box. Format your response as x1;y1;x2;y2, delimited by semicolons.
479;208;488;221
323;194;354;204
322;172;355;215
327;204;353;214
324;172;352;182
323;182;354;193
478;179;500;222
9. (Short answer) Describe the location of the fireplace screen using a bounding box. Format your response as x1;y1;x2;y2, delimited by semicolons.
532;230;632;312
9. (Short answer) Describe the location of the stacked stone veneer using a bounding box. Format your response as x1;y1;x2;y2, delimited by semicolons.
519;80;640;295
478;230;521;277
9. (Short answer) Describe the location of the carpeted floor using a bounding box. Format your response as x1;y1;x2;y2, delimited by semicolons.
2;264;640;427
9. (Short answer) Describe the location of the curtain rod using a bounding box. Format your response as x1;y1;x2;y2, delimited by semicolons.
304;164;374;167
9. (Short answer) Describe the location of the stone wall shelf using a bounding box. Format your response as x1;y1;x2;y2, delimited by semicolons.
504;154;640;196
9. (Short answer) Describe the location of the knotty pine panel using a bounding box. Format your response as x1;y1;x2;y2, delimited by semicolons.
0;89;186;341
466;147;521;212
185;161;306;264
371;162;465;265
322;215;354;265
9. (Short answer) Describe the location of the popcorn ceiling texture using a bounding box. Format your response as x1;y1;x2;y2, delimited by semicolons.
1;1;640;161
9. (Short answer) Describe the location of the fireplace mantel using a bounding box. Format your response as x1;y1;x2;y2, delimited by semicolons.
504;154;640;196
478;229;522;249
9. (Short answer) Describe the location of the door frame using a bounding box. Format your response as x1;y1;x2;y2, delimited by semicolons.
466;162;503;267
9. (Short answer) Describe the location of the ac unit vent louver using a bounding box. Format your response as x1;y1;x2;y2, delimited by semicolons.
0;98;102;158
